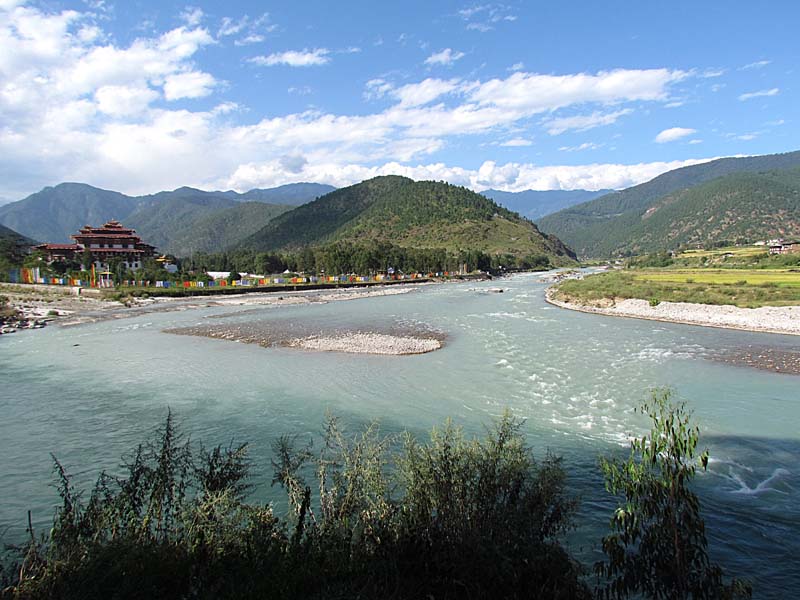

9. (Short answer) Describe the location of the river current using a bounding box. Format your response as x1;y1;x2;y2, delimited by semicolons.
1;273;798;597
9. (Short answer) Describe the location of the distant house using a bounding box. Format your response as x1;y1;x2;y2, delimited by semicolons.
34;220;156;271
768;240;800;255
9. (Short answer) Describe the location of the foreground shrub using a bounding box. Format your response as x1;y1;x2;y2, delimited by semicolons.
3;411;589;599
595;389;751;599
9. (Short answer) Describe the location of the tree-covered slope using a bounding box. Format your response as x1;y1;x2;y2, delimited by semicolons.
158;202;292;256
240;176;577;264
125;194;239;252
609;168;800;255
538;150;800;256
0;183;137;243
482;189;610;221
0;183;328;248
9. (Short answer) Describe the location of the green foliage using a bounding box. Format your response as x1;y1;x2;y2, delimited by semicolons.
239;176;577;264
595;389;751;599
628;252;674;269
539;151;800;257
126;197;291;256
4;411;592;599
555;270;800;308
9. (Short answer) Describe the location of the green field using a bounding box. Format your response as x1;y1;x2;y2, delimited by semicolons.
677;246;768;260
636;268;800;287
554;269;800;308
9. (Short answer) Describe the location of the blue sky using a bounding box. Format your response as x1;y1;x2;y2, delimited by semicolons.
0;0;796;201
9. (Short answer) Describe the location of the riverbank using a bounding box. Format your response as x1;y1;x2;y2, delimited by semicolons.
546;287;800;337
0;281;432;329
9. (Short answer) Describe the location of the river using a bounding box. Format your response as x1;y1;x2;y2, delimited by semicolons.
1;273;797;597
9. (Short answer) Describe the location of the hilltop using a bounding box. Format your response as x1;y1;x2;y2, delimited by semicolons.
538;150;800;257
239;176;577;265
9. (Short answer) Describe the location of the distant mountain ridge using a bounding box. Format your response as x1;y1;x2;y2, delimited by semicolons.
602;167;800;255
538;150;800;257
0;182;334;253
240;176;577;264
481;189;610;221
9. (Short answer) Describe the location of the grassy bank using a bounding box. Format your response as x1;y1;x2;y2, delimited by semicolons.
554;270;800;308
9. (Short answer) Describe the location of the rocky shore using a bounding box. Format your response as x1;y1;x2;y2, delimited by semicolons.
0;282;426;330
0;314;48;335
286;332;442;355
166;318;445;356
546;288;800;337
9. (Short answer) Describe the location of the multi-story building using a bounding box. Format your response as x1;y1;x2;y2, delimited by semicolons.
35;220;156;271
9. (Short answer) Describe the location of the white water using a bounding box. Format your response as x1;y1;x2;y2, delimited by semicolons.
1;273;798;597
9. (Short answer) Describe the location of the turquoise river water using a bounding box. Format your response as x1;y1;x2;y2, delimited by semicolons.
1;273;798;597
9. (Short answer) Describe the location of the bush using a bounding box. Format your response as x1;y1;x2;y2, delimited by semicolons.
595;389;751;599
4;411;591;600
649;297;660;307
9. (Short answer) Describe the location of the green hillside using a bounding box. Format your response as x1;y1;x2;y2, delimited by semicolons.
158;202;292;256
0;183;331;245
608;168;800;255
240;176;577;264
538;150;800;257
0;183;136;242
125;194;239;252
0;224;33;274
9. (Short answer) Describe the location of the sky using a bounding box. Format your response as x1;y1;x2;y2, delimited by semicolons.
0;0;797;202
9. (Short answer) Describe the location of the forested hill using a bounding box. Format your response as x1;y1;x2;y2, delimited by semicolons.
602;168;800;255
0;224;33;271
239;176;577;264
0;182;331;255
538;150;800;257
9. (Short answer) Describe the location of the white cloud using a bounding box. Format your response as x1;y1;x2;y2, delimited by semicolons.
226;158;714;194
544;109;633;135
0;2;711;202
459;4;517;32
95;84;159;116
163;71;216;100
654;127;696;143
180;7;204;27
249;48;330;67
424;48;465;66
392;78;461;107
740;60;771;70
738;87;779;101
558;142;602;152
218;16;248;37
470;69;685;113
235;34;264;46
688;139;703;145
508;62;524;72
499;138;532;147
364;78;394;100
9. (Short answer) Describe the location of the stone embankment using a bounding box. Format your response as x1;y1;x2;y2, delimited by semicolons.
546;288;800;336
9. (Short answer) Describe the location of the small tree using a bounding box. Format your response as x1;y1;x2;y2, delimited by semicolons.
595;389;751;599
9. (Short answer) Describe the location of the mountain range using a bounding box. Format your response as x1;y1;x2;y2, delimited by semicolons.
481;189;610;221
0;182;334;254
240;176;577;264
538;150;800;257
